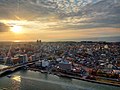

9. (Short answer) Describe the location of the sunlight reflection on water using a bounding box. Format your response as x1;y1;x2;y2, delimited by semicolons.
12;75;21;82
11;75;21;90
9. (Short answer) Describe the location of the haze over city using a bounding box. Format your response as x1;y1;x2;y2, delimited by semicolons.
0;0;120;42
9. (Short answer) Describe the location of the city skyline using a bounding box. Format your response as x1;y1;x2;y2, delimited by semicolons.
0;0;120;42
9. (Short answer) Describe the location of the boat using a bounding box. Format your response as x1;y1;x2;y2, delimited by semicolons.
7;75;12;78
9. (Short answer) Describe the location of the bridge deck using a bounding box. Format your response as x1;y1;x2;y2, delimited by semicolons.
0;60;39;75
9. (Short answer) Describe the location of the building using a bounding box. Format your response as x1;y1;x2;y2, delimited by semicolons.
4;57;13;65
57;61;72;71
19;54;28;64
30;55;36;61
35;60;41;67
0;55;4;63
42;60;49;68
12;57;19;65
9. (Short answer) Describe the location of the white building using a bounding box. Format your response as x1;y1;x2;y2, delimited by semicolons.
42;60;49;68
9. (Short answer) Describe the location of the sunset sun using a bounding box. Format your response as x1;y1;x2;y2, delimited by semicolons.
11;25;22;33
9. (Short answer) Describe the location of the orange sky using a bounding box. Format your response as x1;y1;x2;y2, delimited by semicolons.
0;0;120;42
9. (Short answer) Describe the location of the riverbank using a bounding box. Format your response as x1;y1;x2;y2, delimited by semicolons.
28;67;120;87
0;65;119;87
1;70;120;90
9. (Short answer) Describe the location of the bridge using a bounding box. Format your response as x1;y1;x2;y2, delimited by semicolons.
0;59;39;75
0;42;41;76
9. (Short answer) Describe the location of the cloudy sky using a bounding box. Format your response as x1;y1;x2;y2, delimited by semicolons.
0;0;120;42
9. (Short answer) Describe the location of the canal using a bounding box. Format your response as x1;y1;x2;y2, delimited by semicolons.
0;70;120;90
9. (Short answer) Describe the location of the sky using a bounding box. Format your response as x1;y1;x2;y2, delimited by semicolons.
0;0;120;42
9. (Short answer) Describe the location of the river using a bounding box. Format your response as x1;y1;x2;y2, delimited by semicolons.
0;70;120;90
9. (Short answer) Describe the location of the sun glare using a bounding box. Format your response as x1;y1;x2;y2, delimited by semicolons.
13;40;21;42
11;25;22;33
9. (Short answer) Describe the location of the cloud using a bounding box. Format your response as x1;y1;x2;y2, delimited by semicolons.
60;0;120;30
0;22;10;32
0;0;120;30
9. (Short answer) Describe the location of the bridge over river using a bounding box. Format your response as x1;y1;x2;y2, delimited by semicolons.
0;60;39;75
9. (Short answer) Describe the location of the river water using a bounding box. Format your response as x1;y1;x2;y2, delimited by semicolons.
0;70;120;90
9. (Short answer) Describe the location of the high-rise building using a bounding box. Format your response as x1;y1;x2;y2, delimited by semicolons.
19;54;28;64
4;57;13;65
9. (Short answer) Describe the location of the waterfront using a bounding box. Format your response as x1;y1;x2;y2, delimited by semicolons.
0;70;120;90
0;41;120;89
